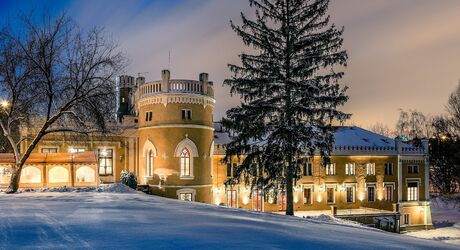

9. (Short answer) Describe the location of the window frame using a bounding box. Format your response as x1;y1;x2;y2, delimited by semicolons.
384;163;394;176
303;186;313;205
345;163;355;176
325;163;336;176
326;186;335;204
180;148;192;177
367;185;376;202
41;147;58;153
366;163;376;176
181;109;192;120
346;186;355;203
384;184;394;201
98;148;114;176
407;181;419;201
226;189;238;208
408;165;419;174
303;162;313;176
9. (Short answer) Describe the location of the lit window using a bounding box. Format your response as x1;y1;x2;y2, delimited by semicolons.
346;186;355;203
407;182;418;201
252;189;263;211
49;166;69;183
41;147;58;153
70;148;85;153
20;167;41;183
385;185;393;201
226;190;237;208
366;163;375;175
303;163;313;176
303;187;312;204
180;148;191;177
76;166;95;183
325;163;335;176
98;149;113;175
179;193;193;201
0;166;11;184
345;163;355;176
147;150;154;176
408;165;419;174
385;163;393;175
327;187;335;204
367;186;375;202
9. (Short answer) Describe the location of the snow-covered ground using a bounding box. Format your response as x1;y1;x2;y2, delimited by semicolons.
407;195;460;246
0;186;455;249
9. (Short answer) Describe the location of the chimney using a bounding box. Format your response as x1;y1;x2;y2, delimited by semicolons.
199;72;208;94
395;136;403;154
421;138;429;155
161;69;170;91
136;76;145;87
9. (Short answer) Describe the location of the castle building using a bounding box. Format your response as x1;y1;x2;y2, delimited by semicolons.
0;70;432;232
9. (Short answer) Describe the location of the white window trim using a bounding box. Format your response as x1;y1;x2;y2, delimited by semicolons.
345;163;355;176
97;146;116;176
366;183;376;202
39;146;59;153
366;163;376;175
176;188;196;201
345;184;356;203
226;189;238;208
142;139;158;178
326;163;336;176
384;183;395;201
406;178;420;201
326;184;337;204
302;184;314;205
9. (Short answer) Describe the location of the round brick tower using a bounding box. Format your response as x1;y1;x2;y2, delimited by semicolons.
136;70;215;203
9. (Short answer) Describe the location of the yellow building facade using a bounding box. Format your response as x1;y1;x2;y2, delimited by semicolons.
0;70;432;232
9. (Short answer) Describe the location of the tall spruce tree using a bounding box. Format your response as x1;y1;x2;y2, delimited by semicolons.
223;0;350;216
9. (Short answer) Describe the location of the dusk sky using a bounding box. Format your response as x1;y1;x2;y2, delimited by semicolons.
1;0;459;128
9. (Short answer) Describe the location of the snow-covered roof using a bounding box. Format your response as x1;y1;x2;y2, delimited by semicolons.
213;123;425;156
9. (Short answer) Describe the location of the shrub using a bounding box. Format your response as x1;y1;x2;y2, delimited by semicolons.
120;170;137;189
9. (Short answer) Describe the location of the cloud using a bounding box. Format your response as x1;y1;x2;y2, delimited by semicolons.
62;0;460;127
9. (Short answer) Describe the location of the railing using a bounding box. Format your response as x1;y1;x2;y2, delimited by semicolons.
139;80;212;98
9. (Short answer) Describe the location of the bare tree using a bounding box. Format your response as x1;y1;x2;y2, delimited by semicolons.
367;122;392;137
0;13;125;193
395;109;431;140
447;82;460;135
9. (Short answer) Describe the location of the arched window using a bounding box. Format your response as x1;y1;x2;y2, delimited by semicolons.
147;150;154;176
180;148;191;177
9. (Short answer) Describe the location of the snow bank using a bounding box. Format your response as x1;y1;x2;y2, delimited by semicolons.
0;191;454;249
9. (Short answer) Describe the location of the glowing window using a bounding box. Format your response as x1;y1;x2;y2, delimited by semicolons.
76;166;96;183
0;166;11;184
180;148;191;176
49;166;69;183
20;166;41;183
147;150;154;176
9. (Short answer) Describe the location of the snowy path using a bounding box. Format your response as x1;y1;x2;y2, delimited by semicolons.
0;191;455;249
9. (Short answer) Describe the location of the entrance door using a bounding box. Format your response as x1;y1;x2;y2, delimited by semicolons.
253;189;263;212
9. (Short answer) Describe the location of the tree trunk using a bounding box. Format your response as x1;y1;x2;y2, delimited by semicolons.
285;166;294;216
6;167;21;194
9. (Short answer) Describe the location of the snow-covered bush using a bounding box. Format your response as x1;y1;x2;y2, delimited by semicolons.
120;170;137;190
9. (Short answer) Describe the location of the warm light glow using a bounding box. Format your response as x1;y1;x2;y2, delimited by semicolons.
358;191;365;201
1;100;9;108
100;149;108;157
69;148;77;153
242;196;249;205
76;166;95;182
317;194;322;203
441;135;448;141
49;166;69;183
